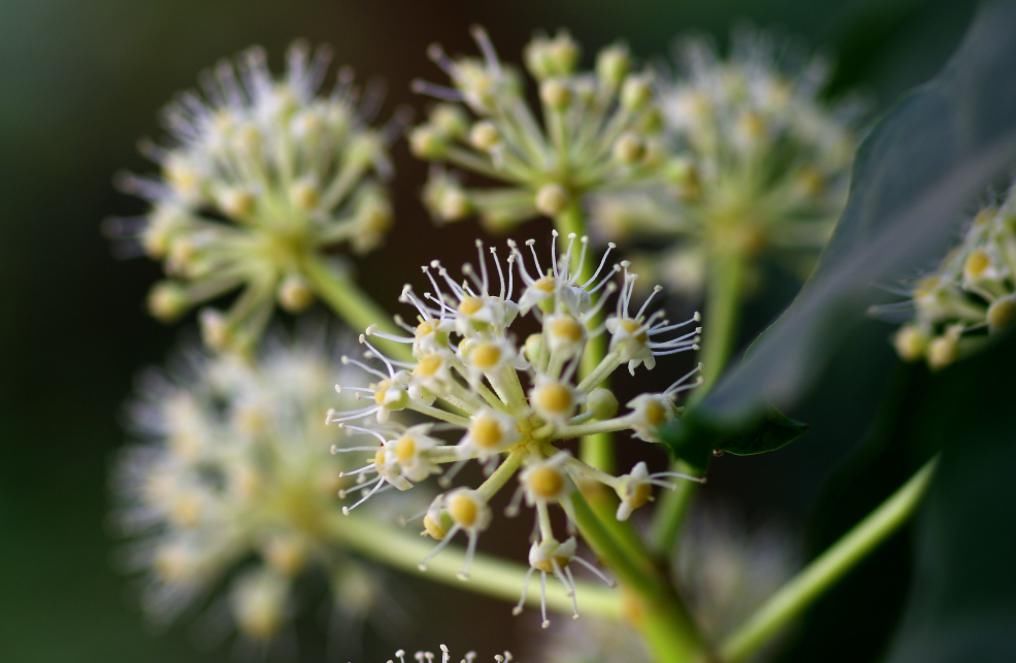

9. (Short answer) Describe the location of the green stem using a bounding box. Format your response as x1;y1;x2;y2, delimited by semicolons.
571;492;711;662
721;457;938;662
649;249;747;555
553;201;613;473
302;255;411;361
330;514;622;619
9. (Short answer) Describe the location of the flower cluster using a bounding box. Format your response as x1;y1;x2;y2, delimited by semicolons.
388;645;513;663
114;330;382;642
329;232;703;626
591;29;858;295
891;190;1016;368
114;43;396;352
409;27;664;230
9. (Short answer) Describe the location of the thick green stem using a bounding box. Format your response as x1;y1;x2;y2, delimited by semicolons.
302;256;411;361
554;202;614;473
330;514;622;619
721;458;938;662
649;250;747;555
571;491;712;662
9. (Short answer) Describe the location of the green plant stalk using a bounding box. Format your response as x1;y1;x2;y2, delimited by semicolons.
649;249;747;555
302;255;411;361
570;492;712;663
721;457;938;662
554;202;613;473
329;513;622;619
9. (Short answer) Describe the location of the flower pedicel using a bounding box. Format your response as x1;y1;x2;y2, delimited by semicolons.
328;232;704;626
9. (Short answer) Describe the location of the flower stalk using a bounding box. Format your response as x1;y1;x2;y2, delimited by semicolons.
721;457;937;662
329;513;623;619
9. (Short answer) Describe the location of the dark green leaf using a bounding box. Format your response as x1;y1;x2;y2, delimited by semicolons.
668;0;1016;463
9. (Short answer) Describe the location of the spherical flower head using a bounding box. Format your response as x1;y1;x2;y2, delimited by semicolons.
884;189;1016;368
410;27;665;230
113;328;386;641
330;231;704;623
590;28;860;296
113;43;397;352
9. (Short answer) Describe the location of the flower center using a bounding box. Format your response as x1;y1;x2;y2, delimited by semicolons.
414;354;443;378
448;493;479;528
458;296;484;315
394;435;416;464
532;382;573;415
469;342;502;370
549;316;583;342
527;466;565;500
470;415;505;449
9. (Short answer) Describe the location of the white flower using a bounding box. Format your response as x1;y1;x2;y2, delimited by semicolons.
388;644;514;663
113;328;384;640
110;43;396;351
329;233;702;622
410;28;664;229
590;28;860;296
884;188;1016;368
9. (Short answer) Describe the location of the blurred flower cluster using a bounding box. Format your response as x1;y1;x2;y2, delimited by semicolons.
592;30;859;295
892;188;1016;368
115;43;396;353
114;329;383;643
388;645;513;662
410;28;663;230
329;232;702;625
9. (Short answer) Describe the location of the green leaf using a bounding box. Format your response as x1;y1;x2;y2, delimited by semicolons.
666;0;1016;463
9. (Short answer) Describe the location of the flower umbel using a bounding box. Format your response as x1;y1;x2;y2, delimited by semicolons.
885;186;1016;368
411;27;663;230
388;644;513;663
114;329;383;642
329;232;704;625
592;29;859;294
112;43;396;352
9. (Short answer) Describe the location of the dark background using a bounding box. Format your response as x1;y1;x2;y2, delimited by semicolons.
0;0;976;660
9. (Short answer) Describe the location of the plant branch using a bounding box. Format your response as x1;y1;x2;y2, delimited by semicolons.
554;201;614;473
720;457;938;662
302;255;411;361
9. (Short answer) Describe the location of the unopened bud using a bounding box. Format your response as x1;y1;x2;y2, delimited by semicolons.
535;183;569;216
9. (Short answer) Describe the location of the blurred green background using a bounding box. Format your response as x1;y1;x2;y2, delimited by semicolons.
0;0;978;660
